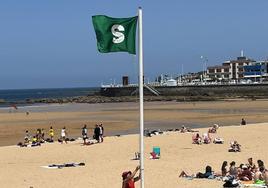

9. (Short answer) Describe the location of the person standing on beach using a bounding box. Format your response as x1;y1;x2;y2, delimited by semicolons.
94;124;100;142
24;130;30;144
61;127;68;144
122;166;141;188
41;128;45;142
49;126;54;141
99;124;104;142
82;124;88;144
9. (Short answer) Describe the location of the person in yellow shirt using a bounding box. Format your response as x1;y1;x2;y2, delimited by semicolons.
49;126;54;141
32;136;37;144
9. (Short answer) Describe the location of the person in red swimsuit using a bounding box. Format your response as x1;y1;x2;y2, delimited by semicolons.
122;166;141;188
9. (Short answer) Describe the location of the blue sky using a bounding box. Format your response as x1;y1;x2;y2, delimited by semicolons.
1;0;268;89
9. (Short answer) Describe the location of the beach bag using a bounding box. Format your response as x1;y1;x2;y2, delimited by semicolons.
214;137;224;144
223;181;239;188
223;176;239;188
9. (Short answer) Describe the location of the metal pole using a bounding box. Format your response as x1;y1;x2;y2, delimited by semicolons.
138;7;145;188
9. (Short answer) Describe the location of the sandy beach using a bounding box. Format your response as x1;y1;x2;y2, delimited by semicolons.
0;122;267;188
0;100;267;187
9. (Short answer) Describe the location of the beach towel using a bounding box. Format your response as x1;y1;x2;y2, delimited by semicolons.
242;185;267;188
241;181;267;188
41;162;85;169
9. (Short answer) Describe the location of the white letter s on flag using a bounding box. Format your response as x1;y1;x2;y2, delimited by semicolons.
111;24;125;44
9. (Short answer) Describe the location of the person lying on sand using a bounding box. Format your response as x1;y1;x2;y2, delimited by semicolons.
122;166;141;188
180;125;198;133
48;162;85;169
179;165;214;179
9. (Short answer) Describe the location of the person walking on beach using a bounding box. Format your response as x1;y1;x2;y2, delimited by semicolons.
49;126;54;141
99;124;104;142
122;166;141;188
82;124;88;144
94;124;100;143
61;127;68;144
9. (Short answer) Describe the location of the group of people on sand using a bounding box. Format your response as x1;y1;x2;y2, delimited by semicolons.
191;124;221;145
179;158;268;186
179;125;198;133
192;124;243;153
81;123;104;145
192;132;213;144
21;128;53;147
19;123;104;147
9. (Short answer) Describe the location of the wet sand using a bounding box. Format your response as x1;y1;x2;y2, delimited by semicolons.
1;100;268;146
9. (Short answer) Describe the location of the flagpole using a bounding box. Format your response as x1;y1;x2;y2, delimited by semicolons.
138;7;145;188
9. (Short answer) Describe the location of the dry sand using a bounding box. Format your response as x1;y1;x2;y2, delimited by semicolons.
0;123;268;188
0;100;268;188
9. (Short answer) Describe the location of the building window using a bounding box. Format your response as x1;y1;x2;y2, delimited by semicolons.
209;69;214;73
217;69;221;73
224;68;229;72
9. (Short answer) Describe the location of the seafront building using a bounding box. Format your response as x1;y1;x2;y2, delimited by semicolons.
101;51;268;88
207;53;268;82
243;61;268;82
207;53;254;81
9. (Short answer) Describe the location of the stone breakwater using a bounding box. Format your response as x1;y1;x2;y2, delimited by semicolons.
23;95;263;104
2;84;268;105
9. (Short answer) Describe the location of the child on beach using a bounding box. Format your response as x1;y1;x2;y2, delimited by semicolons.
61;127;68;144
122;166;141;188
82;124;88;144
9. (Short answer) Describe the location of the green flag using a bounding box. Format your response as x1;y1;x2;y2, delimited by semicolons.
92;15;138;54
